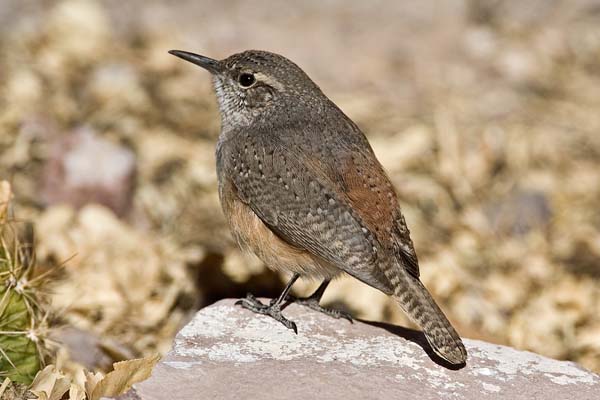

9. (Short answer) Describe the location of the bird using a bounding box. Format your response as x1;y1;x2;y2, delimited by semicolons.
169;49;467;365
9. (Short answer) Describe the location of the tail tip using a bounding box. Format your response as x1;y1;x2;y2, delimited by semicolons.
431;340;468;365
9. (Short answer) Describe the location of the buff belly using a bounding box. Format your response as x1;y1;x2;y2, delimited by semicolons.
219;179;340;280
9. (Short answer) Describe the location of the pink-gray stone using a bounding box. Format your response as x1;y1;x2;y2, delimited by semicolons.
41;127;136;216
129;299;600;400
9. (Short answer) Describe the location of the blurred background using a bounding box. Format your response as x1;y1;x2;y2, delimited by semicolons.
1;0;599;381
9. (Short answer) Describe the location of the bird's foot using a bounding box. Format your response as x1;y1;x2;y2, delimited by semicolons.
289;295;353;323
235;293;298;334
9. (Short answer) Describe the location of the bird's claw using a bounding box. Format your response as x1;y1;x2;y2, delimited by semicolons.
235;293;298;334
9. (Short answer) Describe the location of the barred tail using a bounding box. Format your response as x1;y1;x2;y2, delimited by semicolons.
392;274;467;364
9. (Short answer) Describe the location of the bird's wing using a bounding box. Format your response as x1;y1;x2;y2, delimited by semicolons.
329;143;420;278
219;123;419;289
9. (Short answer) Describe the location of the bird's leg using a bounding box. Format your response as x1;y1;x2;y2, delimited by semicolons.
236;273;300;334
289;279;353;323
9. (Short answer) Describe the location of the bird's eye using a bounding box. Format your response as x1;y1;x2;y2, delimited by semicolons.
238;73;256;87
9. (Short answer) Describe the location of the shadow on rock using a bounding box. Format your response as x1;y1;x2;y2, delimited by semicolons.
360;319;467;370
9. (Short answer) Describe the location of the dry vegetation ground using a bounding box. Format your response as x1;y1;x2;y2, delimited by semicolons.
0;0;599;376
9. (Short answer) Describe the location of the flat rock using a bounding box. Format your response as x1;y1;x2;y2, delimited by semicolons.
130;299;600;399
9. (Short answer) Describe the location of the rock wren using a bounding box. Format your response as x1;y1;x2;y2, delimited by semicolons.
169;49;467;364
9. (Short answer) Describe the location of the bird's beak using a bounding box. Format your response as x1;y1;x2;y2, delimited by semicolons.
168;50;222;74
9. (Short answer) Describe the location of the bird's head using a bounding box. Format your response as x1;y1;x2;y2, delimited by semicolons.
169;49;324;129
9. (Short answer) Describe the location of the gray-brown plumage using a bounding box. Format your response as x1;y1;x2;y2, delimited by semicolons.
169;49;467;364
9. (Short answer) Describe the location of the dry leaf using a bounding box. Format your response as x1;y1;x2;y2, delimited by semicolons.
89;354;160;400
30;366;58;398
30;365;71;400
68;384;86;400
84;370;104;397
27;356;158;400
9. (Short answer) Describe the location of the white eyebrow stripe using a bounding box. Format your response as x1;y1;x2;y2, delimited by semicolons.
253;72;284;91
